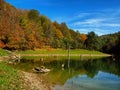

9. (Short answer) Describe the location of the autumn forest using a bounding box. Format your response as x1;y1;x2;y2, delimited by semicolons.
0;0;120;55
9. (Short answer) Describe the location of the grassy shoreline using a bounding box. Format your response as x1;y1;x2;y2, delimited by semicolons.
16;49;111;59
0;62;50;90
0;62;25;90
0;48;110;56
16;49;106;54
0;48;111;60
0;49;9;56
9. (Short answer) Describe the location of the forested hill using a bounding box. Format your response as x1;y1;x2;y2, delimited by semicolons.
0;0;87;50
100;32;120;55
0;0;120;55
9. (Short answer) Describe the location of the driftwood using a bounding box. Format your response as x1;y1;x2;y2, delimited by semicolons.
33;66;50;73
0;50;21;64
9;54;20;61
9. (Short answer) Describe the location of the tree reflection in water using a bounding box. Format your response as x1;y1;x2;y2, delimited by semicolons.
12;56;120;89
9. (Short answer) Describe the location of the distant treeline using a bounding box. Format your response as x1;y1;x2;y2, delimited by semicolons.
0;0;120;55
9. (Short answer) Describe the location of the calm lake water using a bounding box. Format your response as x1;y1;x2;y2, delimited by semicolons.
11;56;120;90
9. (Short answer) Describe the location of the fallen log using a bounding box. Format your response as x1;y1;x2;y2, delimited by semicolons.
33;66;51;73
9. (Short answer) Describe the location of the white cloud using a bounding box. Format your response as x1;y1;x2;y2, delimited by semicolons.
77;13;91;18
85;18;105;24
72;18;106;26
103;23;120;27
72;21;120;28
68;9;120;35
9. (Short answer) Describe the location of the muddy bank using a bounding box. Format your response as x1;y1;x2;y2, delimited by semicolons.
21;71;51;90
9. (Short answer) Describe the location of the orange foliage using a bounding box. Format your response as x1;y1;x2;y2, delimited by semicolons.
80;34;87;42
56;29;64;39
0;0;90;50
0;41;5;48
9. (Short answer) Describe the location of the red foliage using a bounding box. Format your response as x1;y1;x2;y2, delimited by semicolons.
0;41;5;48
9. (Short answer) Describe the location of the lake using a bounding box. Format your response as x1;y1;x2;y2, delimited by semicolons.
10;56;120;90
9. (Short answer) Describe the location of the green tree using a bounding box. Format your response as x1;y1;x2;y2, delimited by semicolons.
85;31;99;50
0;0;4;9
28;9;40;22
60;23;72;49
43;20;56;47
19;16;28;29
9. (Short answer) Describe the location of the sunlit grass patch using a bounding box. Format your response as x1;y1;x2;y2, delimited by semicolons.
21;55;108;62
0;49;8;56
17;49;105;55
0;62;26;90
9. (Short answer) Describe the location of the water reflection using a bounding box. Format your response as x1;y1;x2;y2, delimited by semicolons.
11;57;120;90
54;71;120;90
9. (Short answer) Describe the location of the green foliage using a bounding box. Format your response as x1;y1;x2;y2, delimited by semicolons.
19;16;28;29
85;31;99;50
0;0;4;9
100;32;120;54
28;9;40;21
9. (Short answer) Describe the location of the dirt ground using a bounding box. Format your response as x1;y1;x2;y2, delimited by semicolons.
22;71;51;90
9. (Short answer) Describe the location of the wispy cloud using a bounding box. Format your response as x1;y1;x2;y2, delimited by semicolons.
72;20;120;28
72;18;106;25
68;9;120;35
52;9;120;36
76;13;91;18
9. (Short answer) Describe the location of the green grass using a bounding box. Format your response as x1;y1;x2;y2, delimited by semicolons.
16;49;105;54
0;62;26;90
21;54;108;62
16;49;109;60
0;49;8;56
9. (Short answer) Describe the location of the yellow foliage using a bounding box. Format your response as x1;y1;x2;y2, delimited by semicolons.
80;34;87;42
56;29;64;39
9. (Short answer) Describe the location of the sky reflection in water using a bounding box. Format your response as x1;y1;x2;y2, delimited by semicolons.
54;71;120;90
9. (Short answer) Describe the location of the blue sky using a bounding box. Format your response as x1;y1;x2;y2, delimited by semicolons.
5;0;120;35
